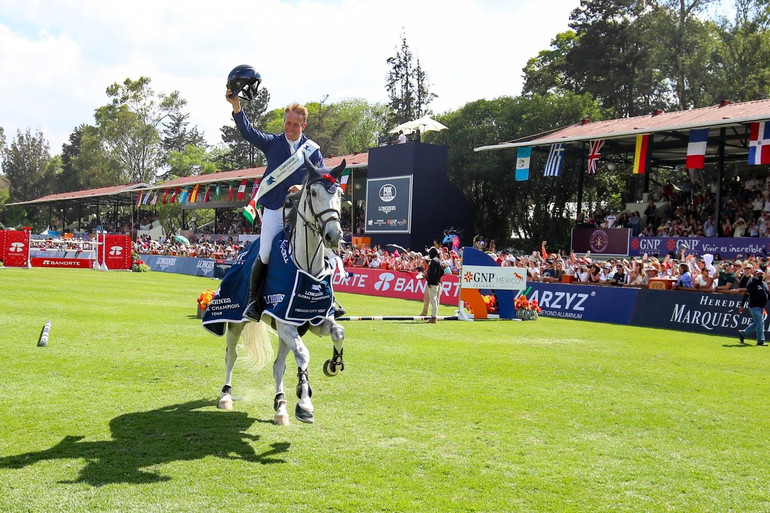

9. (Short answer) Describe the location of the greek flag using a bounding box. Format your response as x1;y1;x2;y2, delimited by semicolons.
543;143;565;177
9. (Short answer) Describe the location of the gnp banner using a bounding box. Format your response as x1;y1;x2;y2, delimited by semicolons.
461;266;527;290
364;175;412;233
2;230;30;267
629;236;770;260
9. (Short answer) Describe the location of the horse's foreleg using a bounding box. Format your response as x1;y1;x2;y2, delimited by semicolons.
272;340;291;425
276;323;313;423
219;322;243;410
310;319;345;377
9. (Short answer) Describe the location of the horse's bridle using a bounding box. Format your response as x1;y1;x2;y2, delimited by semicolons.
284;175;341;272
295;176;341;239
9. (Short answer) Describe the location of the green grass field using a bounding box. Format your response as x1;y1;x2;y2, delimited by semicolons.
1;267;769;512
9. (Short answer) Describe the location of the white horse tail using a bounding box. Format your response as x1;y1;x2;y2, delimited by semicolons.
240;321;276;373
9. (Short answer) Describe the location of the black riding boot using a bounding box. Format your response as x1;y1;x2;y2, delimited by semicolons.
333;297;346;319
243;257;268;322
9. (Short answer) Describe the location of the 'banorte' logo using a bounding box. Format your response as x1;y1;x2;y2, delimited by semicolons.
378;184;397;203
109;246;123;256
374;272;396;291
9;242;25;252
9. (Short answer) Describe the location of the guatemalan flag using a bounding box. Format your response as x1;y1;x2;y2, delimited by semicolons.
749;121;770;165
515;146;532;181
543;144;565;177
686;129;708;169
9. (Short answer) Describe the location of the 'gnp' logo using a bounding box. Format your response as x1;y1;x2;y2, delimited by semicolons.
374;272;396;291
9;242;25;252
109;246;123;256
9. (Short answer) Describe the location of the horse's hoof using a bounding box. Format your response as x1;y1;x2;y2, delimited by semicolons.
295;404;315;424
274;398;289;426
274;412;290;426
218;396;233;410
323;359;339;377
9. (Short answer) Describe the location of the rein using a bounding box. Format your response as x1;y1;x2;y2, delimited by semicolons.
283;176;341;275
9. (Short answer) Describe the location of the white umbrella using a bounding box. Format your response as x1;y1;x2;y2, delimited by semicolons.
388;115;448;135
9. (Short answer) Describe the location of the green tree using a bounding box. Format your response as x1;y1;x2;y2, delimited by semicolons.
220;86;271;170
94;77;187;183
166;144;218;178
385;32;437;127
431;93;608;251
61;124;123;190
2;128;55;202
709;0;770;103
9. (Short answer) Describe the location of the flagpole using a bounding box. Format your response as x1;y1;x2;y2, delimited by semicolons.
577;141;586;221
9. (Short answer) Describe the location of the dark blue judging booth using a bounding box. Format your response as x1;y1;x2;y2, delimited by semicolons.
364;142;476;252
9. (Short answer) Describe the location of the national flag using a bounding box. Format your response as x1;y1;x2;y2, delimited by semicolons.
236;179;248;201
203;185;211;203
170;187;180;203
189;184;200;203
543;143;565;177
515;146;532;181
142;190;151;205
633;135;650;174
339;168;351;192
228;182;234;202
587;139;605;174
686;129;708;169
162;189;169;204
216;184;222;201
180;187;190;204
749;121;770;165
151;190;159;205
135;191;143;206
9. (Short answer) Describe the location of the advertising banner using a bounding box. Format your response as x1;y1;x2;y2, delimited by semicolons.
333;267;460;306
630;289;758;337
571;228;631;255
364;176;412;233
0;230;4;262
460;265;527;290
629;236;770;260
31;257;93;269
96;234;132;270
2;230;30;267
516;282;640;325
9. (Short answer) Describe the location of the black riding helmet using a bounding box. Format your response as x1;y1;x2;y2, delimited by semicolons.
227;65;261;101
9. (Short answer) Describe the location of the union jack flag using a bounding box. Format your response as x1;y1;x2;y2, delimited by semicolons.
587;139;605;174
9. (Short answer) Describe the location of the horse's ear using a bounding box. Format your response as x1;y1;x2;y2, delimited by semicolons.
330;159;346;181
304;154;323;181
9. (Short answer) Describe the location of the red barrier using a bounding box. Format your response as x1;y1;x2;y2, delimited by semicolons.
1;230;31;267
332;267;461;306
95;234;132;270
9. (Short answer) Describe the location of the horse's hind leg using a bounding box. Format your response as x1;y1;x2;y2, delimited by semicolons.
219;322;243;410
272;340;291;425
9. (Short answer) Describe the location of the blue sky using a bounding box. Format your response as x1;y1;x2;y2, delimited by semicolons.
0;0;580;153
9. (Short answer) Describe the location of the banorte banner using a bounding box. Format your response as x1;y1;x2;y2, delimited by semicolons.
96;234;132;270
2;230;31;267
333;267;460;306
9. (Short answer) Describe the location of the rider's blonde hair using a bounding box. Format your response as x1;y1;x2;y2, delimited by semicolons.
284;103;308;124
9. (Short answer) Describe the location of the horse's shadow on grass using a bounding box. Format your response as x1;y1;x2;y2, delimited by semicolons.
0;399;289;486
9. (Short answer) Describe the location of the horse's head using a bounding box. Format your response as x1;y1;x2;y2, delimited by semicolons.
300;156;345;249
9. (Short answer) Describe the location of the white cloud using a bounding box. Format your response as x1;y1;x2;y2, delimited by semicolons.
0;0;575;153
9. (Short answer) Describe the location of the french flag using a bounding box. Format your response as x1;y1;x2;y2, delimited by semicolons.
749;121;770;165
686;129;708;169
